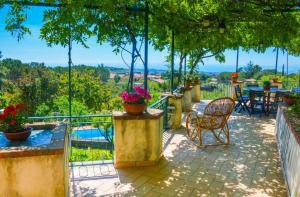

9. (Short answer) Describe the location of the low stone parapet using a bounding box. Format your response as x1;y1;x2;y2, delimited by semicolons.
0;122;69;197
276;106;300;196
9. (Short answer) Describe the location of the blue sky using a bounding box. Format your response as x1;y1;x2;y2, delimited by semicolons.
0;6;299;73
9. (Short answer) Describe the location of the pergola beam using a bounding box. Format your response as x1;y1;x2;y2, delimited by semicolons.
170;30;175;94
4;1;100;9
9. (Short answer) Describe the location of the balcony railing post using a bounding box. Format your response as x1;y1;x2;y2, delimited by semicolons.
163;96;168;129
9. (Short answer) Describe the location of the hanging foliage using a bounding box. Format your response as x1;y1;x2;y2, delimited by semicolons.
1;1;300;56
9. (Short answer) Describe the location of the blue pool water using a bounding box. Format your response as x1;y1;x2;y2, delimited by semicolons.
71;128;113;140
0;130;53;147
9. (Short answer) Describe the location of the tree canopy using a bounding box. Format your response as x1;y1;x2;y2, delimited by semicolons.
1;1;300;70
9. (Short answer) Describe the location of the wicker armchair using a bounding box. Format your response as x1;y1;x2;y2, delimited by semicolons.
186;97;235;147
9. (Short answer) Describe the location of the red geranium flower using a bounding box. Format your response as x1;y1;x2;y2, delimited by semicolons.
0;114;5;121
0;103;28;132
231;72;238;77
4;105;15;114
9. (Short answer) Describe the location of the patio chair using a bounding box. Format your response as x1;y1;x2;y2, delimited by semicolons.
234;85;251;114
186;97;235;147
249;90;265;116
270;91;286;114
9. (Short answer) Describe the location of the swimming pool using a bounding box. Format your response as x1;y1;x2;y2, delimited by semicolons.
71;128;113;140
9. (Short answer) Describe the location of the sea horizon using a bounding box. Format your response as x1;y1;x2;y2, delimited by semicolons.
10;60;299;74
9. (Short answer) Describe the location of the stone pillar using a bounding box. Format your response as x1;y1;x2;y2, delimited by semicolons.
168;94;183;129
113;109;164;168
231;81;244;101
191;85;195;101
192;84;201;102
182;87;192;112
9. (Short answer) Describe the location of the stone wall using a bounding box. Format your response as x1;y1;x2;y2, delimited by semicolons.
275;107;300;197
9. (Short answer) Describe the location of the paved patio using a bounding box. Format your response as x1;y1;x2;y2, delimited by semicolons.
70;102;286;197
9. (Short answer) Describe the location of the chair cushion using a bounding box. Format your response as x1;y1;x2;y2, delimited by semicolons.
238;95;249;102
242;95;249;100
196;115;223;130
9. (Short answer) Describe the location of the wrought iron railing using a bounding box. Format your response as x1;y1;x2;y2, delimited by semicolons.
148;95;170;131
28;114;114;164
200;80;230;100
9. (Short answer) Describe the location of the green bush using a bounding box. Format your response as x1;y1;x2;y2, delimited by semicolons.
70;147;113;162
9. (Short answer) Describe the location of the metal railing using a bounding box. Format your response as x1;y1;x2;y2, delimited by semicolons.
200;80;230;100
148;95;170;131
244;79;299;90
28;114;114;164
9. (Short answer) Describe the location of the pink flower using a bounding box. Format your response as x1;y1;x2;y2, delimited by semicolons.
144;93;151;100
133;86;151;100
134;86;147;96
120;86;152;103
120;91;141;103
127;93;141;102
120;91;129;101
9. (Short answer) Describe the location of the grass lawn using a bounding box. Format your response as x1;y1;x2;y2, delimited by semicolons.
70;147;113;162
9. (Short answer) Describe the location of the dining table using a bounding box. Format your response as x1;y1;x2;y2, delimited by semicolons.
243;86;291;115
243;86;290;94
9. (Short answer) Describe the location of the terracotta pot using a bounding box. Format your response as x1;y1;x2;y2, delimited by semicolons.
264;86;271;91
272;78;278;83
283;96;297;106
231;76;238;83
4;128;32;142
123;103;147;115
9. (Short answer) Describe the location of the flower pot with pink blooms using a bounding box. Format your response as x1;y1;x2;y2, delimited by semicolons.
0;104;32;142
120;86;152;115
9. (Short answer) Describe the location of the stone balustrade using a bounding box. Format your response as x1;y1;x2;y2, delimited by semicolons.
276;106;300;197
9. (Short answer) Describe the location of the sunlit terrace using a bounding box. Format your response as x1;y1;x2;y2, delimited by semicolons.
70;101;286;196
1;1;300;197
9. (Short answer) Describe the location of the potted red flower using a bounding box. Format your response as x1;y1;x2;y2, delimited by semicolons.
120;86;152;115
231;72;238;83
0;104;32;141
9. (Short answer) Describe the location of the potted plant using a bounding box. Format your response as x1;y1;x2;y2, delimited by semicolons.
231;72;238;83
283;93;299;106
263;81;271;91
193;74;200;85
0;104;32;141
120;85;151;115
272;77;279;83
184;74;193;87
